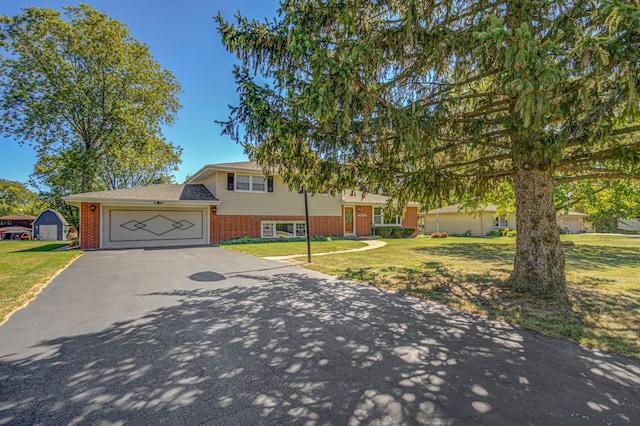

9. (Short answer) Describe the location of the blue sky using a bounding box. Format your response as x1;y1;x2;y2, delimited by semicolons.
1;0;281;186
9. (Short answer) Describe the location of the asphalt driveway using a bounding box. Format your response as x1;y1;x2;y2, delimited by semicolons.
0;247;638;425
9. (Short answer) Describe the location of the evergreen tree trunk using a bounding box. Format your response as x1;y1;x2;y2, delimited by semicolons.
507;159;567;299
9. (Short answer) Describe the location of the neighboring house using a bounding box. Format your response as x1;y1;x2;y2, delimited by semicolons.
64;161;419;249
558;211;589;234
32;209;71;241
420;204;588;236
618;218;640;233
0;214;35;240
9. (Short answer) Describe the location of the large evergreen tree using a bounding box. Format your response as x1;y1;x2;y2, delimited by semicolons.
216;0;640;299
0;4;183;220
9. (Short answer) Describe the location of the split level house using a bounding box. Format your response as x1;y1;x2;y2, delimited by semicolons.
64;161;419;250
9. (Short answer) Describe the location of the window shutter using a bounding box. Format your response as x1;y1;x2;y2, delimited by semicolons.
267;176;274;192
227;173;234;190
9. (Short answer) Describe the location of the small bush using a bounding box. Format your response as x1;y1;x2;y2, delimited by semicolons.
487;230;501;237
392;228;416;237
506;229;517;237
430;232;448;238
374;228;394;238
374;227;415;238
403;228;416;237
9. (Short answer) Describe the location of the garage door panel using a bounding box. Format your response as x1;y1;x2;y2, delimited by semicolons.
106;209;207;248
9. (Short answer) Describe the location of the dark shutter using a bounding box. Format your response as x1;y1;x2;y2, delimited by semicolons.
227;173;234;190
267;176;274;192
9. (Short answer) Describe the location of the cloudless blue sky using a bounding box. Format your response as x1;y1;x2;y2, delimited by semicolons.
1;0;281;186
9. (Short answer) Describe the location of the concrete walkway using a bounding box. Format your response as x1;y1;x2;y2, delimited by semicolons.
264;239;387;262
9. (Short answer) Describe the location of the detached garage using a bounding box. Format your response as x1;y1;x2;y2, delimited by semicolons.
33;209;70;241
64;184;219;249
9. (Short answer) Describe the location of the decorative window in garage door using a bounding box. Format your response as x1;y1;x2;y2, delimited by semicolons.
120;215;195;236
109;210;204;242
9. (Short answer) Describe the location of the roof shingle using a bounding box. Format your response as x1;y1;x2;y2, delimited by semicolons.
64;184;218;203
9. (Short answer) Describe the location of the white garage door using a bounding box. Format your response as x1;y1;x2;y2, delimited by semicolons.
105;209;208;249
39;224;58;240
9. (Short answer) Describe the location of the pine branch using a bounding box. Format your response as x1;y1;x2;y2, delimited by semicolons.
555;172;640;184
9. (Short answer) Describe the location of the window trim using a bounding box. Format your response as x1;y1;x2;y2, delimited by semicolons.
234;173;267;192
261;221;307;238
373;207;402;226
494;216;508;228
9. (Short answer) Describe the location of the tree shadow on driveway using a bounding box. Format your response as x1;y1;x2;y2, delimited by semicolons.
1;270;639;425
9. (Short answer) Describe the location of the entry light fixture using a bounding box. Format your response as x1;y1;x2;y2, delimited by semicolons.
212;206;217;213
90;204;97;212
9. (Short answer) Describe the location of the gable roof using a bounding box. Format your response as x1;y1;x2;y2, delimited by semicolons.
424;203;499;214
341;190;421;206
64;184;218;205
188;161;261;183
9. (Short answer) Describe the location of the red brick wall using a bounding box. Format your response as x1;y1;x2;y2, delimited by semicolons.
355;206;373;236
80;202;100;249
211;215;342;243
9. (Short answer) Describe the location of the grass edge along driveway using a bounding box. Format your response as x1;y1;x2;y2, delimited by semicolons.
0;241;82;325
228;234;640;359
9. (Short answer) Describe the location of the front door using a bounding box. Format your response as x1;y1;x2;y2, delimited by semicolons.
344;206;355;235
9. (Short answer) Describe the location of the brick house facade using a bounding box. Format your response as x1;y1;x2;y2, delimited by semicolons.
66;162;419;249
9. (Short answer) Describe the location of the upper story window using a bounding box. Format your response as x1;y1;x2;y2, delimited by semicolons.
236;175;250;190
252;176;265;192
494;216;508;227
373;207;401;226
228;173;273;192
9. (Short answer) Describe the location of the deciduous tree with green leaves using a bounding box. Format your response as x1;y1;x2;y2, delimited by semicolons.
217;0;640;299
557;179;640;232
0;179;44;216
0;4;182;224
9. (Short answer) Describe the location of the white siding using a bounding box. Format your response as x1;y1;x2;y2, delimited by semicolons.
559;216;583;233
201;173;342;216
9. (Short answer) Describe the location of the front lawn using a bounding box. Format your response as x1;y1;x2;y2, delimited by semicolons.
222;239;368;257
231;234;640;358
0;241;82;325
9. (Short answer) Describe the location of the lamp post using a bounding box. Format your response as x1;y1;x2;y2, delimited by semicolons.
304;188;311;263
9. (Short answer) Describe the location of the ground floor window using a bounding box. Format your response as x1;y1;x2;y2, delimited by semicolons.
261;221;307;238
494;216;508;227
373;207;401;225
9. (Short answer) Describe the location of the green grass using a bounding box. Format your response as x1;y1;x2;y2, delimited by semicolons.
222;239;368;257
231;234;640;358
0;240;82;325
